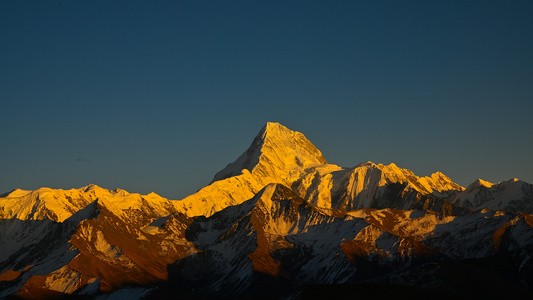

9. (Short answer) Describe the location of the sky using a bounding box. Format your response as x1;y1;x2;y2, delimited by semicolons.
1;1;532;199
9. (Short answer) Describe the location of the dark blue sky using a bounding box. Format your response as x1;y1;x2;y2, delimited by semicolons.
1;1;532;198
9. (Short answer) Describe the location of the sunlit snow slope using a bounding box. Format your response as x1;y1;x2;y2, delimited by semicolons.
175;122;327;217
1;122;532;298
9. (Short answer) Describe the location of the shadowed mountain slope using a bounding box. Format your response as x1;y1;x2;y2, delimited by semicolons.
1;122;533;298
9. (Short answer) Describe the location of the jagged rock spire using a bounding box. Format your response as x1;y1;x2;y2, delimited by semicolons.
212;122;327;183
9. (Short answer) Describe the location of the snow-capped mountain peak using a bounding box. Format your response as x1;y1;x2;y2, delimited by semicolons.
177;122;328;217
1;122;533;298
0;184;177;223
418;171;464;194
464;178;495;192
212;122;327;184
452;178;533;213
292;161;464;211
0;186;94;222
175;123;471;217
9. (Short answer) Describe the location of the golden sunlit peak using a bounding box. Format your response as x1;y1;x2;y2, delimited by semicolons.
264;121;284;129
466;179;494;191
81;184;102;191
355;161;376;168
430;171;446;178
260;122;292;138
476;178;494;187
2;188;31;198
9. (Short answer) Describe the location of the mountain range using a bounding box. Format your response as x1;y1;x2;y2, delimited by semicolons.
1;122;532;299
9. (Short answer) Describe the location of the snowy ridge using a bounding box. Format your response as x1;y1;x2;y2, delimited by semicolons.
175;123;464;217
452;178;533;213
171;183;533;297
212;122;327;184
176;122;327;217
293;161;464;211
0;184;179;223
0;187;93;222
1;122;533;298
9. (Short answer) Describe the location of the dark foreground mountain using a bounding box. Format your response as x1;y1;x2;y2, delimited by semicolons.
1;122;532;299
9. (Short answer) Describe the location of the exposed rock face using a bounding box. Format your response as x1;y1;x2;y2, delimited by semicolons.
170;183;533;298
175;122;465;217
1;122;532;298
176;122;327;217
213;122;327;183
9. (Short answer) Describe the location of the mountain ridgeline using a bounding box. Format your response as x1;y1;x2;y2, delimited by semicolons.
1;122;533;298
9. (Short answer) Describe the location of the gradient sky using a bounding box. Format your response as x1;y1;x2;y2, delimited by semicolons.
1;1;532;199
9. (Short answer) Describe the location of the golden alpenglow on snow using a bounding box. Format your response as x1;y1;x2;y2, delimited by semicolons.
1;122;533;298
175;122;328;217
